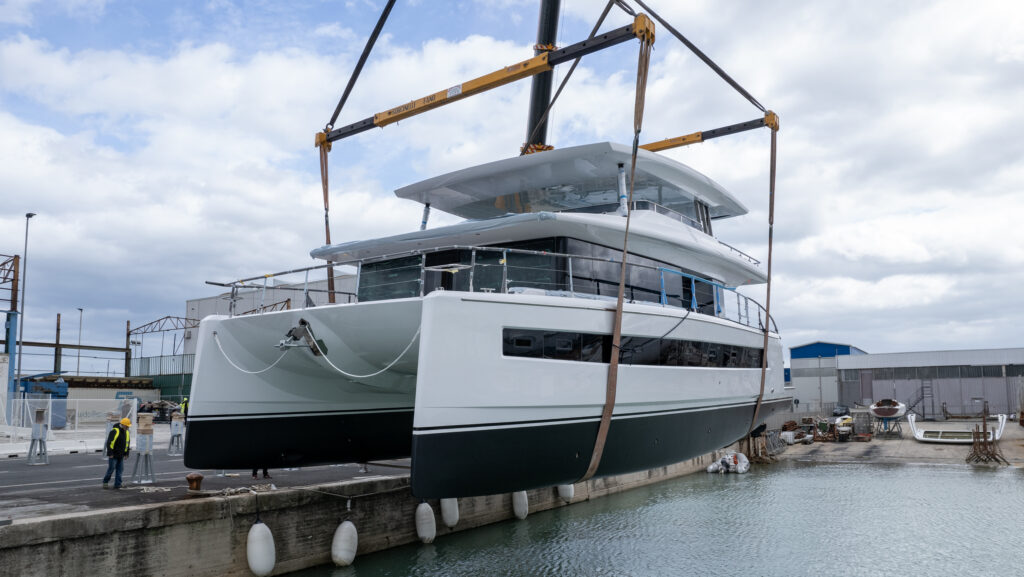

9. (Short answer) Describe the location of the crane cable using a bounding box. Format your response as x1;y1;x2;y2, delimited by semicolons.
317;0;398;303
579;22;654;483
631;0;765;113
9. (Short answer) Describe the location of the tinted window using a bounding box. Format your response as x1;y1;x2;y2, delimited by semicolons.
620;337;661;365
501;329;762;369
581;333;609;363
544;332;581;361
358;256;422;302
503;330;543;358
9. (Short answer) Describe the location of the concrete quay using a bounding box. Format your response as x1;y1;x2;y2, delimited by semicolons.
0;426;729;577
3;419;1021;576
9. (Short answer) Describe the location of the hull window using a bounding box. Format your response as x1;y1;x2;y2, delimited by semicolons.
503;328;763;369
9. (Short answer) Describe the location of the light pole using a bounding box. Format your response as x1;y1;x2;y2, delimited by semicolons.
15;212;36;424
76;307;83;375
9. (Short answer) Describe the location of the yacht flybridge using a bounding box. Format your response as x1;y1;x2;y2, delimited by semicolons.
184;1;790;498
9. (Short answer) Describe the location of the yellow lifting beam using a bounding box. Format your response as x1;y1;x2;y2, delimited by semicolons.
318;14;655;147
640;110;779;152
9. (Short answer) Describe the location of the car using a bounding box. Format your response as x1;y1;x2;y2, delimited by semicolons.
832;405;850;416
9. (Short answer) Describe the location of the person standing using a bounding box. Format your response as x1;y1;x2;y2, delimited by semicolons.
103;417;131;489
252;467;271;480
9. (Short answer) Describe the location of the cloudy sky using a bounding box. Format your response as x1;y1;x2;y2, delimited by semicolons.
1;0;1022;377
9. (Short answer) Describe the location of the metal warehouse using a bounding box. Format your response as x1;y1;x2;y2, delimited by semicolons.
790;341;1024;418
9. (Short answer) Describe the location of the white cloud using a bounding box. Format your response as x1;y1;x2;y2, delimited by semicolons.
313;23;355;40
0;0;36;25
3;0;1024;371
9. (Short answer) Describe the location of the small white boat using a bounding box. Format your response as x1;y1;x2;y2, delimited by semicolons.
907;413;1007;444
869;399;906;420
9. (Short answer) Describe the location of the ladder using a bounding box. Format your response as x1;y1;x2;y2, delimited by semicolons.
907;379;934;418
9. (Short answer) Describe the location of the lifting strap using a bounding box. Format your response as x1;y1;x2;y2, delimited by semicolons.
317;135;336;303
579;21;654;483
746;124;778;442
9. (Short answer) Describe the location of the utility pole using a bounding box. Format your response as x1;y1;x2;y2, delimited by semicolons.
77;307;83;375
15;212;36;420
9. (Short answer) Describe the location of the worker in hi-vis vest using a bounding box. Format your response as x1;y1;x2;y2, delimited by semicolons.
103;418;131;489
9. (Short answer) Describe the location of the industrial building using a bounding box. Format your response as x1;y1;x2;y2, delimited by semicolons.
790;341;1024;418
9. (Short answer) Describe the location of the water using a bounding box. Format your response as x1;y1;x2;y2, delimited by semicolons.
292;462;1024;576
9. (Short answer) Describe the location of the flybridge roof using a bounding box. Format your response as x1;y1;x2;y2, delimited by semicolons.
394;141;748;220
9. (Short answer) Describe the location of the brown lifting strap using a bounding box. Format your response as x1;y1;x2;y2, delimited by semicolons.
578;22;654;483
746;123;779;443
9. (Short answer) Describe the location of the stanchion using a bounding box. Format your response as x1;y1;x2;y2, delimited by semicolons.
168;414;184;455
27;410;49;465
131;434;156;484
131;413;156;484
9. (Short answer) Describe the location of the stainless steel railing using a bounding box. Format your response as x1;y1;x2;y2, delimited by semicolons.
209;245;777;333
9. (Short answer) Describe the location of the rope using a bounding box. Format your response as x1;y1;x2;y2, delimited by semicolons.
307;324;422;380
579;27;653;483
213;331;290;375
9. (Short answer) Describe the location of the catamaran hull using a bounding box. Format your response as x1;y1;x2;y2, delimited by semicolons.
184;299;421;469
185;291;790;495
411;398;790;498
409;291;789;497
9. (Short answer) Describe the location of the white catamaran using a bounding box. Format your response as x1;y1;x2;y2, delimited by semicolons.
185;2;790;498
185;141;791;497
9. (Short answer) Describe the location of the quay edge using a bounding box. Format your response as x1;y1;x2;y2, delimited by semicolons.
0;450;729;576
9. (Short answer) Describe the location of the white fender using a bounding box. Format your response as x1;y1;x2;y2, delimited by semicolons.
415;502;436;544
512;491;529;520
440;498;459;528
557;484;574;503
331;520;358;566
246;520;276;577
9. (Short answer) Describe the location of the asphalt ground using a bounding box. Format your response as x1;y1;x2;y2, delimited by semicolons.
0;442;410;522
4;417;1021;524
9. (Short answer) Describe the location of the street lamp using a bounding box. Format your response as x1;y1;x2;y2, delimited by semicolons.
77;307;83;375
15;212;36;422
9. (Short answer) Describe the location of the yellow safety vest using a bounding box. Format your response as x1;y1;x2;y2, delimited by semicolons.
109;427;130;452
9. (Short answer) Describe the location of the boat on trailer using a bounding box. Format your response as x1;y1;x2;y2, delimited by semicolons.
869;398;907;420
184;141;791;497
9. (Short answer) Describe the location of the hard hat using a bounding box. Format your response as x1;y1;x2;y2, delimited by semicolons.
183;397;188;401
120;418;131;427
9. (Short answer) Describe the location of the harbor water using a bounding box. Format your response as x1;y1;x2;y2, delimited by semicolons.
291;461;1024;576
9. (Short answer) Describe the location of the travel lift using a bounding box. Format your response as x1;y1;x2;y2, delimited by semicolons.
313;0;780;479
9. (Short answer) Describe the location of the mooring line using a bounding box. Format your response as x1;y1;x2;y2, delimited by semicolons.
213;331;290;375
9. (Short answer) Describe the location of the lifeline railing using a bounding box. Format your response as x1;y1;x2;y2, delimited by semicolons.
208;245;777;333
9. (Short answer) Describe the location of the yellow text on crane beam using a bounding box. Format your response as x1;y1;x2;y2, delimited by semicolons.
374;53;552;127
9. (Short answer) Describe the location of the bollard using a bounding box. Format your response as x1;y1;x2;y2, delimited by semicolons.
186;472;204;491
